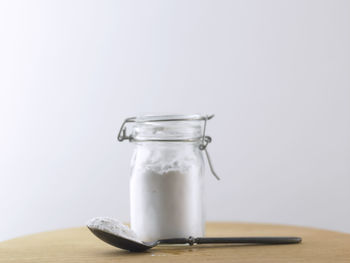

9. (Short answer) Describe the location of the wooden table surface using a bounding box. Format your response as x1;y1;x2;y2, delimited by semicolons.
1;222;350;262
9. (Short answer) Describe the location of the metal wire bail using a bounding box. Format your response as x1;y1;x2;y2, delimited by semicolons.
198;116;220;180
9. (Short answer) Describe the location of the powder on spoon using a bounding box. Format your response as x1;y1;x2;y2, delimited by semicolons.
87;217;142;243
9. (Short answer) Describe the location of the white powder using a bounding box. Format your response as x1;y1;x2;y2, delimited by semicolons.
87;217;141;243
130;148;205;242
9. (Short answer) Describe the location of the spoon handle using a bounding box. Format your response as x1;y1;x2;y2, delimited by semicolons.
158;236;301;245
195;236;302;245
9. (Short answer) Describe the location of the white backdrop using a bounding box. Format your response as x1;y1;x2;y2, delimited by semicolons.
0;0;349;242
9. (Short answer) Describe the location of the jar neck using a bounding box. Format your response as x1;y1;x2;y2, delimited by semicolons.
131;121;202;142
133;141;201;148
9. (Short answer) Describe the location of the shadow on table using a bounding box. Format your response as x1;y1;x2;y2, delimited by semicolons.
98;243;290;257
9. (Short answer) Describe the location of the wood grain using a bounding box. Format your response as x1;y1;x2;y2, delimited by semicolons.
1;222;350;262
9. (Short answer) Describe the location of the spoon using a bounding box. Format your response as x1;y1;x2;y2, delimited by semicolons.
87;217;302;252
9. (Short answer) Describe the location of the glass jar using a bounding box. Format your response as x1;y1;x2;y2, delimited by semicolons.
118;114;218;242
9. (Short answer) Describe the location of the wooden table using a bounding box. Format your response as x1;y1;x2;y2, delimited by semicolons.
1;222;350;262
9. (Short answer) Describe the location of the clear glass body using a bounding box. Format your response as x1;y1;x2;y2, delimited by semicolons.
129;120;205;242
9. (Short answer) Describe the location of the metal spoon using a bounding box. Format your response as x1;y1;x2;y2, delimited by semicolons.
87;218;302;252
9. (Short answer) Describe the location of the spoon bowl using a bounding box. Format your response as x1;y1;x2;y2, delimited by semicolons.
88;227;158;252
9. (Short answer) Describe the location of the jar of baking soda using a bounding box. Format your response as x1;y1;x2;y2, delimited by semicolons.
117;114;219;242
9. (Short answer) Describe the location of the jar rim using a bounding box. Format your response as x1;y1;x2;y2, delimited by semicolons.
117;114;214;143
133;114;213;123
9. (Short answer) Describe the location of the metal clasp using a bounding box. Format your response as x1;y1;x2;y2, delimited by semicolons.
198;116;220;180
117;117;136;142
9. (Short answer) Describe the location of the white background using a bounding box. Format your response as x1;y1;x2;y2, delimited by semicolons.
0;0;349;242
